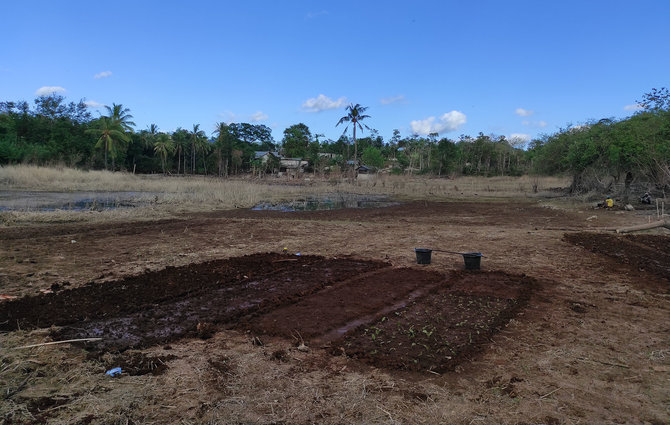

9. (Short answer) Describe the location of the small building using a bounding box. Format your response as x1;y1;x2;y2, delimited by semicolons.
254;151;279;163
356;165;376;180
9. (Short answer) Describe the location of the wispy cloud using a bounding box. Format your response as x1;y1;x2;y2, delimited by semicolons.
302;94;347;112
218;110;238;123
515;107;534;117
306;10;328;19
410;111;466;135
94;70;112;79
522;120;547;128
509;133;530;142
623;103;642;111
84;100;105;109
35;86;66;96
250;111;269;122
380;95;405;105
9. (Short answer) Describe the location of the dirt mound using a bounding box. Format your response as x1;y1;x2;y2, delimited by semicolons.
564;233;670;282
331;271;536;372
242;267;446;339
0;252;537;373
0;254;389;350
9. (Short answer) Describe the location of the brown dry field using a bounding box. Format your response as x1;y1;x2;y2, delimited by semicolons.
1;197;669;424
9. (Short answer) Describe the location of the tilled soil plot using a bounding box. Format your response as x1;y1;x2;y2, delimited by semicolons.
0;254;389;351
331;271;536;372
564;233;670;283
242;267;447;339
0;252;534;374
3;201;668;424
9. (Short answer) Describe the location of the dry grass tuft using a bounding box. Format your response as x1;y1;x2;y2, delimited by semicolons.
0;165;571;226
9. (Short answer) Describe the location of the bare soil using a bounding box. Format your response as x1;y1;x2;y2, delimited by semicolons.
1;200;669;424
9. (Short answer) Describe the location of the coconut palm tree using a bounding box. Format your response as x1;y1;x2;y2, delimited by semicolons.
86;117;129;170
105;103;136;132
190;124;206;173
213;122;233;176
336;103;371;176
153;133;174;175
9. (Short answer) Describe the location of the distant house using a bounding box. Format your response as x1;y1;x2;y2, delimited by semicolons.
356;165;376;180
254;151;279;163
357;165;375;174
279;157;309;173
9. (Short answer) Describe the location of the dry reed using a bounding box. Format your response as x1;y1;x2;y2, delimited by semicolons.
0;165;571;225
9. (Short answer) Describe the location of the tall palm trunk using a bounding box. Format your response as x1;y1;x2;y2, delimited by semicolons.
352;125;357;179
104;139;108;170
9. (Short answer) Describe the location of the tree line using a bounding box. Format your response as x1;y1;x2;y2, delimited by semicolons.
0;90;668;194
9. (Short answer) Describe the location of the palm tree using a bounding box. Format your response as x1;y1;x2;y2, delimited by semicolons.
336;103;371;176
213;122;233;176
153;133;174;175
190;124;206;173
105;103;136;132
139;124;159;149
86;117;129;170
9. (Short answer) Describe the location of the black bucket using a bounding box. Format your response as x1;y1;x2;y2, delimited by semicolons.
415;248;432;265
462;252;482;270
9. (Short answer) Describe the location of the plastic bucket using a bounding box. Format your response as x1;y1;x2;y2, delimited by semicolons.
462;252;482;270
415;248;432;265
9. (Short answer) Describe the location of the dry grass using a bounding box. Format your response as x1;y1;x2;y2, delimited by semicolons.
0;165;571;226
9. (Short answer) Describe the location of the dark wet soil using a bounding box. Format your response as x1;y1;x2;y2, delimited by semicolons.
40;254;386;351
564;233;670;282
331;271;536;372
0;253;540;372
242;267;446;339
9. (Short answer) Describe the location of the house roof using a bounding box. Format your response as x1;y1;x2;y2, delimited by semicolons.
254;151;278;159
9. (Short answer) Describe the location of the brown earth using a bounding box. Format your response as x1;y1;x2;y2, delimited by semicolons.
1;200;669;424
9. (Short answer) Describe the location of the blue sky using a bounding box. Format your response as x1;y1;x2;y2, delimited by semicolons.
2;0;669;145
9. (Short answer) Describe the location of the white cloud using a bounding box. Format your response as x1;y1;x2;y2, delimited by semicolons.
515;108;534;117
410;111;467;135
35;86;66;96
302;94;347;112
218;110;238;123
250;111;269;122
509;133;531;142
94;70;112;79
84;100;105;109
306;10;328;19
522;119;547;128
623;103;643;111
381;95;405;105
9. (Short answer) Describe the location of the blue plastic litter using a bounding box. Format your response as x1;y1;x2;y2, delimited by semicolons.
295;253;301;256
106;367;122;376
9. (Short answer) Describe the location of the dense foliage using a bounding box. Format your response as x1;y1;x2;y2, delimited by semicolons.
1;90;668;195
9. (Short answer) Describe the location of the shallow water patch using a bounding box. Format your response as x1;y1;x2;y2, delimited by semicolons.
0;191;155;212
251;193;398;211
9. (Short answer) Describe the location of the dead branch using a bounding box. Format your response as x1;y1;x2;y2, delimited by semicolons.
616;220;670;233
13;338;102;349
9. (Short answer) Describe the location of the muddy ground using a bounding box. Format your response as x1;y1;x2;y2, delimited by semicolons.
0;200;669;424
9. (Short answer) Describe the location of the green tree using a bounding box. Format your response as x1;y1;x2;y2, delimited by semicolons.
282;123;311;158
361;146;384;169
213;122;236;176
190;124;206;173
171;128;189;174
153;133;174;174
636;87;670;113
336;103;371;175
105;103;135;132
86;117;129;170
